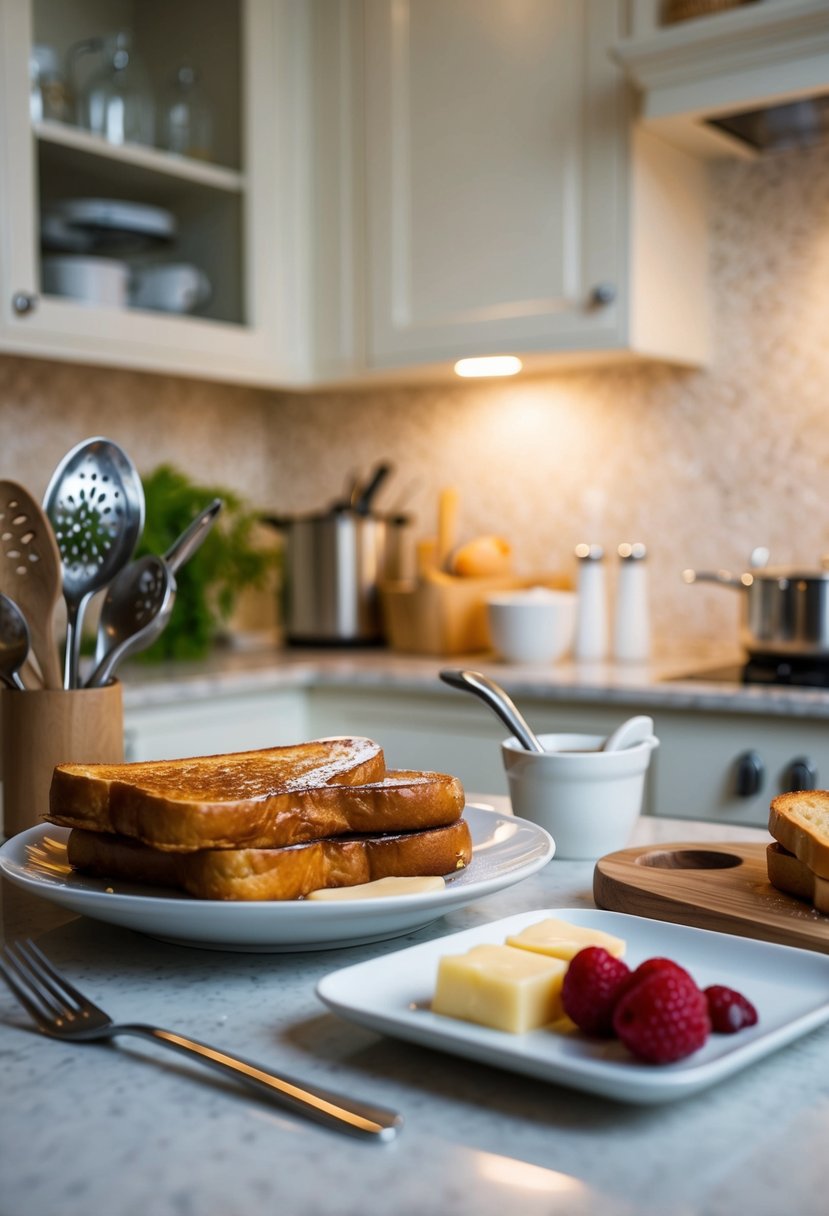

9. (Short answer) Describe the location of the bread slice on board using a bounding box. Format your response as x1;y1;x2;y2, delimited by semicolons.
49;736;386;844
66;818;473;901
766;841;829;915
768;791;829;879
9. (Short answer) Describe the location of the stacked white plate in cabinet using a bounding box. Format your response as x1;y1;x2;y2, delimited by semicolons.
40;199;178;307
41;199;176;255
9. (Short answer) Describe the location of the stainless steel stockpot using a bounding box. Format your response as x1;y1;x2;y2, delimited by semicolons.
683;563;829;657
266;510;410;645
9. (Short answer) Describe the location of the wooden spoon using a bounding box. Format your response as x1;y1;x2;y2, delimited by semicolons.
0;480;63;689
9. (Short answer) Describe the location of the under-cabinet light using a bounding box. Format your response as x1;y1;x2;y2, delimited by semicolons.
453;355;523;378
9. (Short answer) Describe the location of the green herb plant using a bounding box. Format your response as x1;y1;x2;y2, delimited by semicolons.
135;465;279;662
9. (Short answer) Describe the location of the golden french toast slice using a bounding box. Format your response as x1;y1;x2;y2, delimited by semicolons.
66;817;473;900
49;737;386;841
105;769;464;852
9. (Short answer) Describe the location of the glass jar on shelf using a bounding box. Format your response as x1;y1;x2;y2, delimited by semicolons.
73;31;155;148
29;44;71;123
161;65;214;161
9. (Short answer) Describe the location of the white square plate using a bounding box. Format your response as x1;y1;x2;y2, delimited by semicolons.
317;907;829;1103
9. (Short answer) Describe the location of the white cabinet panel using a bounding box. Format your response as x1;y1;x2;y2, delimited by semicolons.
124;688;308;761
649;711;829;829
359;0;709;374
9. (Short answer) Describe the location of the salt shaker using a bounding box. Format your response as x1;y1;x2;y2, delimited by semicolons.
613;542;651;662
573;543;608;661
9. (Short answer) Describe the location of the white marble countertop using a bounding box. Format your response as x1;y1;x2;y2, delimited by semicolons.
118;644;829;720
2;812;827;1216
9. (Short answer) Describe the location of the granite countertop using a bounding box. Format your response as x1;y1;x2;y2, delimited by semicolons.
2;813;827;1216
119;644;829;720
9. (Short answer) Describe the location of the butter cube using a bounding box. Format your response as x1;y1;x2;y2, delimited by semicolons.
432;944;567;1033
506;917;626;961
307;876;445;901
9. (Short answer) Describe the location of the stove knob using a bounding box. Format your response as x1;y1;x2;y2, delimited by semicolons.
735;750;764;798
783;757;817;793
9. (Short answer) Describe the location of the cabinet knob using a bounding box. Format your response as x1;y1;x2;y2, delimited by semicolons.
590;283;616;307
12;291;38;316
783;756;817;792
734;750;764;798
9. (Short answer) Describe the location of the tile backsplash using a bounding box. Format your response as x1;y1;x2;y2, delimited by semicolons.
2;143;828;657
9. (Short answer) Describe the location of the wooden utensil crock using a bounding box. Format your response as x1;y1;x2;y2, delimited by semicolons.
1;682;124;837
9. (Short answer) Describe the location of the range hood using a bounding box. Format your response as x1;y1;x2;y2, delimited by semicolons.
613;0;829;158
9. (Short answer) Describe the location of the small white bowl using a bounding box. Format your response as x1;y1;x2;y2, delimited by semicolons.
502;731;659;860
42;255;129;308
486;588;577;663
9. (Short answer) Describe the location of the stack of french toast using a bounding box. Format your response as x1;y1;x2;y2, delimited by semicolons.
47;737;471;900
766;791;829;914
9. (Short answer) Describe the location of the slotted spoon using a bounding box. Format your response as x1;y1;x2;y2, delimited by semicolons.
0;479;63;689
43;438;145;688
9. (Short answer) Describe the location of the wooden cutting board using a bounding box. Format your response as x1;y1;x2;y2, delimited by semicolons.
593;841;829;955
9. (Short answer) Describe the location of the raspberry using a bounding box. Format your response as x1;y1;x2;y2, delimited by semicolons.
704;985;758;1034
612;969;710;1063
619;955;693;992
561;947;630;1036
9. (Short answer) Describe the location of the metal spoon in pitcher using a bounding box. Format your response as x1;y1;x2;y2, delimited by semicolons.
0;593;32;691
439;669;546;753
85;556;175;688
44;437;145;689
86;499;222;688
163;498;222;574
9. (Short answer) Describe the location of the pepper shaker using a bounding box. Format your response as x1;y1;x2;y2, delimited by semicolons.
573;543;608;661
614;542;651;663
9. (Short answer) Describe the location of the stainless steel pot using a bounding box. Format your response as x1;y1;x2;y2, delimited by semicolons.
266;509;411;645
683;558;829;657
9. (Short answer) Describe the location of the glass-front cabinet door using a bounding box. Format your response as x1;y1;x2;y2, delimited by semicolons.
0;0;305;385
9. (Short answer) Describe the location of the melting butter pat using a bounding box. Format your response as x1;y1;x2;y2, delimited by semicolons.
506;917;626;961
306;875;445;901
432;944;567;1033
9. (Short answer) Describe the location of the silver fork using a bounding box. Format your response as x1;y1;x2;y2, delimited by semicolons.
0;939;401;1141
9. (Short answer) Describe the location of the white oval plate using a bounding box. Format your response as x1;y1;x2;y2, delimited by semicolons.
0;806;553;953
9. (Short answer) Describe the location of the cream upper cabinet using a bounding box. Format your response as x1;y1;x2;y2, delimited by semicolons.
355;0;710;377
0;0;310;386
0;1;711;388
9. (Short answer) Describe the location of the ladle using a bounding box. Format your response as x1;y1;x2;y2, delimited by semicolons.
164;498;222;574
601;715;656;752
43;437;145;688
86;498;221;688
0;592;32;691
439;669;545;753
86;555;175;688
